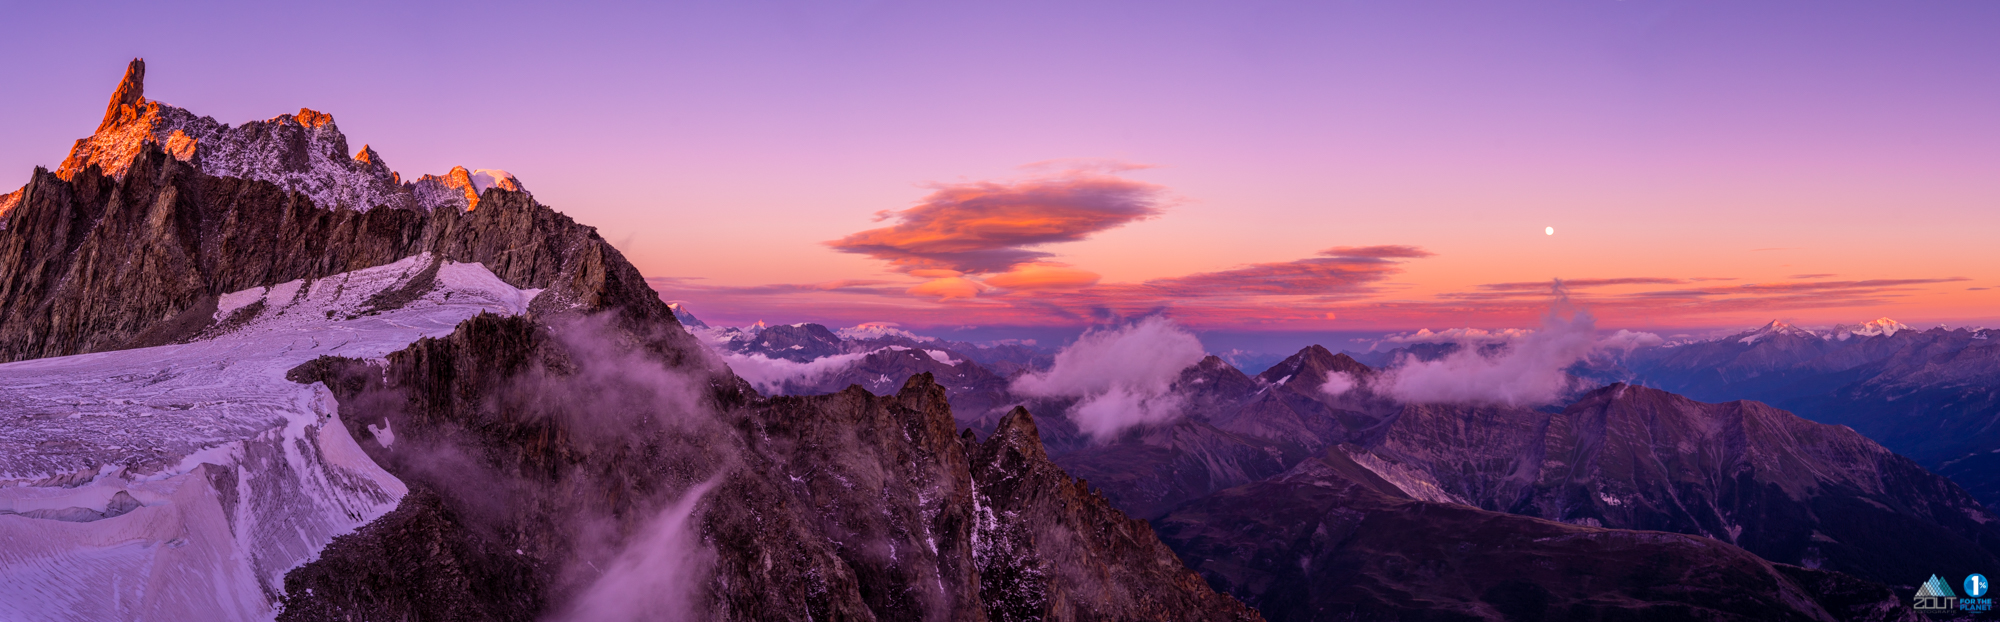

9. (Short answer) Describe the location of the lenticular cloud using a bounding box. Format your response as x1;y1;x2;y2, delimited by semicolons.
1011;316;1205;441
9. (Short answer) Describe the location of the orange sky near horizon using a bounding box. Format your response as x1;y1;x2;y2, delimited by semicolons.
645;159;1998;333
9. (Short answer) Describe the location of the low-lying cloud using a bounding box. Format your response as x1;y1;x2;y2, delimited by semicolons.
1379;327;1533;345
1011;316;1205;441
1379;286;1660;407
716;350;874;394
1320;371;1359;397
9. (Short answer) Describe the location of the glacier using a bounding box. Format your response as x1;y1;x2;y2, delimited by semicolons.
0;254;540;621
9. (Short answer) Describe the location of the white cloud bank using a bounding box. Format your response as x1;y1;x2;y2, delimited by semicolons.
718;351;874;394
1011;316;1205;441
1380;301;1661;407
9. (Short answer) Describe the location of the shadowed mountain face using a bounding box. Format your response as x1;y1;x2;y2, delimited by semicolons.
1345;384;2000;587
1622;323;2000;509
1155;447;1921;622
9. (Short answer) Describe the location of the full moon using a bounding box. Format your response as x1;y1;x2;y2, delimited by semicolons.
1545;226;1555;235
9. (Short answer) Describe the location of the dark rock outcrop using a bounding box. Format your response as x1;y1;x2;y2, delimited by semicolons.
971;408;1263;621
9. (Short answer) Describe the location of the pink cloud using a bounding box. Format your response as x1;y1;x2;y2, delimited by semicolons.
826;167;1165;275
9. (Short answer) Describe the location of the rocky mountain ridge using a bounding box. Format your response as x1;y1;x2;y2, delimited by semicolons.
0;61;664;365
1609;319;2000;510
46;59;518;216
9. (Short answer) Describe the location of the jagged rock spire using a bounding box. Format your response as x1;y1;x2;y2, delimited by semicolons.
98;58;146;132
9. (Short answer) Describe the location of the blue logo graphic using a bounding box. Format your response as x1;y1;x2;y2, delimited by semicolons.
1968;574;1990;598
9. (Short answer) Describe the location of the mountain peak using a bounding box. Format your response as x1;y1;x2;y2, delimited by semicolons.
1833;317;1912;340
1737;319;1819;345
666;302;708;328
56;61;530;214
353;144;388;173
469;169;525;193
293;108;335;129
98;58;146;132
1257;344;1372;386
985;406;1050;464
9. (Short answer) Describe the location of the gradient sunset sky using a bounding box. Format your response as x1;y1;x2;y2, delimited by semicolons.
4;1;1996;343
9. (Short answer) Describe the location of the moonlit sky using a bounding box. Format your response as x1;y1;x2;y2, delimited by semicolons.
3;0;1996;345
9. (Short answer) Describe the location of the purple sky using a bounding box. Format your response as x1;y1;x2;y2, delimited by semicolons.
3;0;1996;340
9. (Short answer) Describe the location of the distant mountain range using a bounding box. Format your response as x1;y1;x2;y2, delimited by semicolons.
661;309;2000;620
1609;320;2000;511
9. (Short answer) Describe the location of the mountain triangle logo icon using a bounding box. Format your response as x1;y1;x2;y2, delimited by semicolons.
1915;575;1959;610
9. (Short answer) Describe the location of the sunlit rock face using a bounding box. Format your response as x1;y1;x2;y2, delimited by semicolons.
0;58;671;366
52;59;523;214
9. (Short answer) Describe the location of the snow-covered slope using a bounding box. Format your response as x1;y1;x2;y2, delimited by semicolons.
0;254;540;622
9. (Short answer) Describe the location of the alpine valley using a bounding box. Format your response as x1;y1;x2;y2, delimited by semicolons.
2;60;1993;622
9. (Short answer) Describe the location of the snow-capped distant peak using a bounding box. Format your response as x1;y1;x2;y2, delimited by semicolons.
837;322;934;342
1832;317;1913;340
1738;320;1818;345
469;169;526;194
